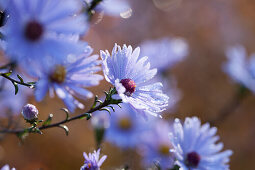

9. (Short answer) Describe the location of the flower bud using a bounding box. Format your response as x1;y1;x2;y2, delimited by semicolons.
21;104;38;120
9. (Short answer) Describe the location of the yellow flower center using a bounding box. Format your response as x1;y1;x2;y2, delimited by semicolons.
50;65;66;83
158;144;171;156
118;117;132;130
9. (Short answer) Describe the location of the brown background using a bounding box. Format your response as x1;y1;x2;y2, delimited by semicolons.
1;0;255;169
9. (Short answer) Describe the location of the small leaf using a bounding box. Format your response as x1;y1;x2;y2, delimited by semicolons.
60;108;69;120
34;128;43;135
42;114;53;126
4;71;12;76
11;81;18;95
17;74;24;83
91;95;98;109
99;108;111;115
107;105;115;112
58;125;69;136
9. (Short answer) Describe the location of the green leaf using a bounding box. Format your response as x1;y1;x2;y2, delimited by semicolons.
58;125;69;136
34;128;43;135
17;74;24;83
11;81;18;95
42;114;53;126
107;105;115;112
4;71;12;76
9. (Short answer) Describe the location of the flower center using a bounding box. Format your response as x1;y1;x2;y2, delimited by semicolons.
50;65;66;84
24;20;44;41
0;11;8;27
118;117;132;130
158;144;171;156
186;151;201;168
120;78;136;96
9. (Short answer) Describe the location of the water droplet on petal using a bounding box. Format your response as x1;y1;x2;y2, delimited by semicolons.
120;8;132;19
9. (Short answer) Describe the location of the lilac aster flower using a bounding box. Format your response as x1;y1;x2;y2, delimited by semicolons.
4;0;88;70
105;103;148;148
100;44;169;118
35;46;103;112
139;119;175;170
140;38;189;73
81;149;107;170
224;45;255;93
84;0;131;17
170;117;233;170
1;165;15;170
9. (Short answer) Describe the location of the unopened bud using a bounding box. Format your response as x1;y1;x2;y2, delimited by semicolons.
21;104;38;120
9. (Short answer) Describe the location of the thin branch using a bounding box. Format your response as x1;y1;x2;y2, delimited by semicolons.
0;88;121;135
0;73;35;88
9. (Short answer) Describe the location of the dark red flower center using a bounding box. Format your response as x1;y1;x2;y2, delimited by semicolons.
120;78;136;96
24;20;44;42
186;152;201;168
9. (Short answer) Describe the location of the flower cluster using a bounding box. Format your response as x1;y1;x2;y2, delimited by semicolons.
0;0;235;170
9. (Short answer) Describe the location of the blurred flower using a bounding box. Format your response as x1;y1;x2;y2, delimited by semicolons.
0;77;31;117
35;46;103;112
4;0;88;71
140;38;189;73
21;104;38;120
105;103;148;148
81;149;107;170
91;110;110;129
139;119;175;170
1;165;15;170
84;0;131;17
170;117;233;170
100;44;169;118
224;45;255;93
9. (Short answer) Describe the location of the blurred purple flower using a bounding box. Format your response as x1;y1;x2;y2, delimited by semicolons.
139;119;175;170
140;38;189;73
1;165;15;170
81;149;107;170
105;103;149;148
0;77;31;117
84;0;131;17
100;44;169;118
4;0;88;72
224;45;255;93
35;46;103;112
170;117;233;170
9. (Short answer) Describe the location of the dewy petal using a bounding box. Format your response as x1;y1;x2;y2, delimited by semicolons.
100;44;169;117
170;117;233;170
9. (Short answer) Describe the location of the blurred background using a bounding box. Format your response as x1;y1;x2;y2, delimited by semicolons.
1;0;255;169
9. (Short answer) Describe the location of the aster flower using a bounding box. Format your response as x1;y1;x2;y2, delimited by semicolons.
4;0;88;70
224;45;255;93
35;46;103;112
140;38;189;73
170;117;233;170
1;165;15;170
139;119;175;170
100;44;169;118
84;0;131;17
105;103;148;148
81;149;107;170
